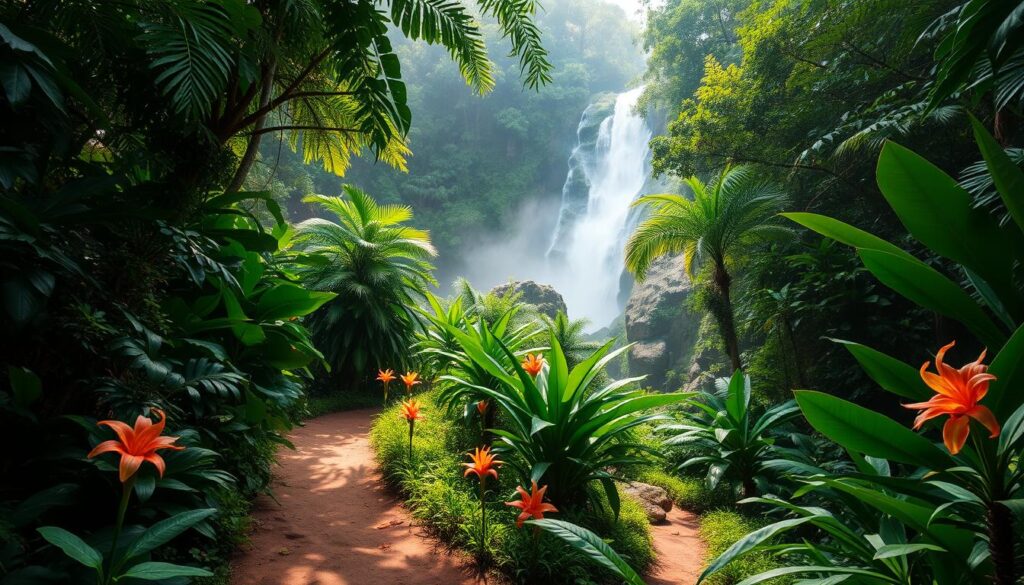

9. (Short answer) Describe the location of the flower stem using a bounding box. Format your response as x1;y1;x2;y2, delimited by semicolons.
479;479;487;562
105;476;135;585
407;421;414;462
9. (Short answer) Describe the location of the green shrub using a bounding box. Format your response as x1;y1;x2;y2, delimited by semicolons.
699;511;781;585
370;390;656;584
634;469;735;513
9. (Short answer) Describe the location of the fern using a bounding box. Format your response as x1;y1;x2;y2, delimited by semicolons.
137;1;248;121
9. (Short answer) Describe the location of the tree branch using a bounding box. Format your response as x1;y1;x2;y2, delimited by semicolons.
232;49;334;132
841;41;925;82
707;151;861;190
244;125;361;137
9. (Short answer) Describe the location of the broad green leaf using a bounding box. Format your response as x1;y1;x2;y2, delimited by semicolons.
37;526;102;570
873;543;945;560
122;508;216;560
969;115;1024;234
699;516;821;582
12;483;77;528
526;519;645;585
876;141;1022;312
256;283;335;321
832;339;931;400
857;249;1006;349
782;212;915;261
794;391;952;469
118;561;213;580
987;323;1024;419
998;400;1024;455
734;566;897;585
8;365;41;407
725;370;749;423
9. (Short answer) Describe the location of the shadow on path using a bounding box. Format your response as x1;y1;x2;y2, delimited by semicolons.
230;408;484;585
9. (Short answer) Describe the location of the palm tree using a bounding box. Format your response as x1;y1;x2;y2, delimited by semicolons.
293;186;436;387
543;311;600;370
624;165;789;372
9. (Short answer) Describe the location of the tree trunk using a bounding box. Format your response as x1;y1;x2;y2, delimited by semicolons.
713;262;742;372
741;476;757;499
226;56;278;192
988;501;1016;585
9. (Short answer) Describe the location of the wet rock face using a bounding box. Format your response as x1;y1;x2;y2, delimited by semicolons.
624;254;698;388
489;281;568;319
621;481;673;524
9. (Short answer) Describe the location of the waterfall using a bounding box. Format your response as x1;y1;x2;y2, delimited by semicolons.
546;87;652;328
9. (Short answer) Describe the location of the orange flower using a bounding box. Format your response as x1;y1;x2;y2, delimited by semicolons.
505;481;558;528
400;372;421;393
904;341;1000;455
400;398;424;422
88;409;185;483
521;353;544;377
377;369;396;385
476;400;489;416
463;446;501;482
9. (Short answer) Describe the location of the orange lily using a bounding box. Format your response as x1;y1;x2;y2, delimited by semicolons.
904;341;1000;455
400;398;424;422
377;368;396;384
377;368;396;402
476;400;489;416
521;353;544;377
88;408;185;483
400;371;422;393
400;398;424;460
463;446;502;481
505;481;558;528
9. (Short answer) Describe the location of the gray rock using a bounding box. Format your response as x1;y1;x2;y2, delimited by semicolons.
621;481;673;524
490;281;568;319
623;254;698;388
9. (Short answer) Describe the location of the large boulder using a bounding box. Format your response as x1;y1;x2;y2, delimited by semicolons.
489;280;568;319
621;481;673;524
624;254;698;388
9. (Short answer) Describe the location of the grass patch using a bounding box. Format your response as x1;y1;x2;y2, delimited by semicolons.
699;510;781;585
369;390;655;584
633;469;735;513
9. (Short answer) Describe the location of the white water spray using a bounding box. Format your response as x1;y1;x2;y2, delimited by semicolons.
546;87;652;328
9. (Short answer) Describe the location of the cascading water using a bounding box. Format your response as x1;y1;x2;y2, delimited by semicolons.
546;87;652;328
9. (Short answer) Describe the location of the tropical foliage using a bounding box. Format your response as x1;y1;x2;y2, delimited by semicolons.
661;370;799;498
626;165;789;370
444;329;687;513
294;187;436;387
0;0;550;580
700;123;1024;585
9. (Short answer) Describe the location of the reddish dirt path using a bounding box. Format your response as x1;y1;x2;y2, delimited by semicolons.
230;408;705;585
646;508;705;585
230;408;482;585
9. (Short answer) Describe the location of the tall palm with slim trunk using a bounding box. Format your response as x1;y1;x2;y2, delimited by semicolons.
625;165;789;372
294;187;436;386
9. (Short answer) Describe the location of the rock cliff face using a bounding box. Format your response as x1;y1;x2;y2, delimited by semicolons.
624;254;698;388
489;281;568;319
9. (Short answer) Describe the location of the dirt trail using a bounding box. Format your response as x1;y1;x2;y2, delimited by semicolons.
230;408;705;585
646;508;706;585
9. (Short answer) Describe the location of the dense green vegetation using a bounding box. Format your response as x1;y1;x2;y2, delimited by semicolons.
370;389;655;584
4;0;1024;583
0;0;552;581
